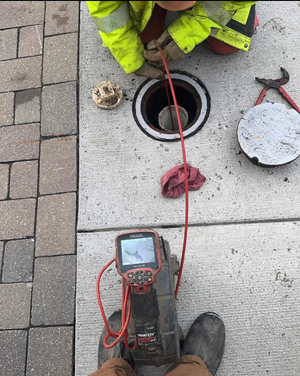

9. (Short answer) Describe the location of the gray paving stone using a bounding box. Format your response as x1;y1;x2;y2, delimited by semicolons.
0;199;36;240
41;82;77;136
39;136;77;195
2;239;34;282
0;1;44;29
0;241;3;279
0;330;27;376
0;283;32;329
10;160;38;199
15;88;41;125
0;163;9;200
36;193;76;256
19;25;43;58
27;326;73;376
0;123;40;163
43;33;78;85
0;29;18;60
31;255;76;326
45;1;79;36
0;56;42;92
0;92;14;126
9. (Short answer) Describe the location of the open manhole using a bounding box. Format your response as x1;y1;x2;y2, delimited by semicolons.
132;70;211;141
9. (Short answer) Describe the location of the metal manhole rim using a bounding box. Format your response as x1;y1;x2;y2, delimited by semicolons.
132;70;211;141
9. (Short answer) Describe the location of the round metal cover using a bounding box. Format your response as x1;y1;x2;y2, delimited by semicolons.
237;102;300;167
132;71;211;141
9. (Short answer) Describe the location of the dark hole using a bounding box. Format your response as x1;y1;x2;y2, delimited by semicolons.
251;156;259;165
141;79;200;132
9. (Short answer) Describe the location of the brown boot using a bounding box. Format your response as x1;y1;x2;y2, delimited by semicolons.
181;312;225;375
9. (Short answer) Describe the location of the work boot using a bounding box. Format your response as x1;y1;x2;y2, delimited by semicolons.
181;312;225;375
98;310;135;369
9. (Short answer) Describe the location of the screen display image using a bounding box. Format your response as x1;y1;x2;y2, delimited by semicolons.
121;237;156;266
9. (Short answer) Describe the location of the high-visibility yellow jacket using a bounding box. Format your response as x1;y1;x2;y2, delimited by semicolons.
87;1;257;74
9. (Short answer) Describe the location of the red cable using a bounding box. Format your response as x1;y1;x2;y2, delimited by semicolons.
103;284;131;349
158;46;189;298
96;258;117;337
96;258;132;349
121;280;128;348
162;66;175;131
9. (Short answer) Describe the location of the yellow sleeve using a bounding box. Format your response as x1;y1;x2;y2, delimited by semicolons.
86;1;145;74
168;1;257;54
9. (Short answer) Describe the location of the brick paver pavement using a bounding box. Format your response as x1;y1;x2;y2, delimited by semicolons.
0;2;79;375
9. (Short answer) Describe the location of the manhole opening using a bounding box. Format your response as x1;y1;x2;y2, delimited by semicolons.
143;79;200;131
133;71;211;141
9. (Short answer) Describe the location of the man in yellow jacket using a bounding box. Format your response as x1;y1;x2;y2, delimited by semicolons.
87;1;258;79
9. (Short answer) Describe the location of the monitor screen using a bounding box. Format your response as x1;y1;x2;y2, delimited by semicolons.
120;236;156;266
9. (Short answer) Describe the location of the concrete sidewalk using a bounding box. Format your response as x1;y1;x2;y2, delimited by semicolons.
76;1;300;376
0;2;79;375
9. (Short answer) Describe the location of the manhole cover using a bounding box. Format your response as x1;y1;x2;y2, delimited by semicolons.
237;102;300;167
132;71;211;141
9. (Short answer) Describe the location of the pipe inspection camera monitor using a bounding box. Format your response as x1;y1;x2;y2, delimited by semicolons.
115;230;162;288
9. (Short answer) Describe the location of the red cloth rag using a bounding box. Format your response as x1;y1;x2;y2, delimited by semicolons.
160;164;206;198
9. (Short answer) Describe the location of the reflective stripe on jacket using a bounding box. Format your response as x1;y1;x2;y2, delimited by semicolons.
87;1;257;74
